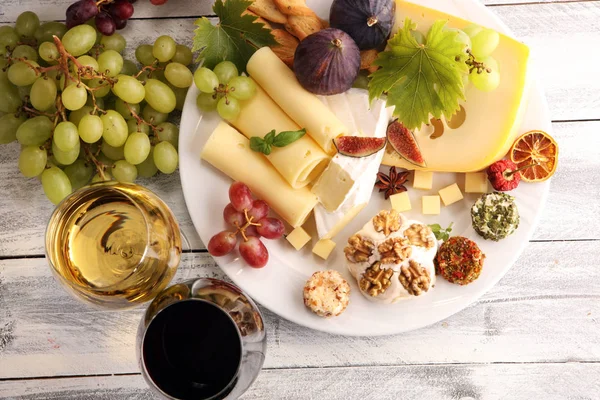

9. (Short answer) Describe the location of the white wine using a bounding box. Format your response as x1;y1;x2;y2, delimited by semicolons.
46;182;182;308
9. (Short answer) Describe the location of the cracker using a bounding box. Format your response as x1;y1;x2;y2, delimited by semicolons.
273;0;314;16
284;13;323;41
270;29;299;67
242;9;273;30
248;0;288;24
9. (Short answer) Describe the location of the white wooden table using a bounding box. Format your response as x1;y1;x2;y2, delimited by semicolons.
1;0;600;398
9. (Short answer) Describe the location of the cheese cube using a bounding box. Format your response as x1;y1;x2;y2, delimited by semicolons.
413;170;433;190
439;183;464;206
286;227;311;250
465;172;489;193
312;239;337;260
390;192;411;212
422;196;441;215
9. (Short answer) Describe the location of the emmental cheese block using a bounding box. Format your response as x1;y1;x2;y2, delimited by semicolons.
286;227;312;250
439;183;464;206
247;47;348;155
382;0;530;172
312;239;336;260
230;81;329;189
201;122;318;228
465;172;489;193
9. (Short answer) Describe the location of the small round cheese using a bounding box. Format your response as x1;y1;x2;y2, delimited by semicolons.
471;192;519;241
303;270;350;317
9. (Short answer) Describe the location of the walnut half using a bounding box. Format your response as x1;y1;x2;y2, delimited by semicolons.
359;261;393;297
399;260;431;296
377;237;412;264
373;209;405;237
404;224;435;249
344;234;374;263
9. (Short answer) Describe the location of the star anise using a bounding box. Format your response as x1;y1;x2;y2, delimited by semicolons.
375;166;410;199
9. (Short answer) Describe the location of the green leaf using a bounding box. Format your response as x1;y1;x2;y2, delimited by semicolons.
250;136;271;155
428;222;454;241
264;130;276;145
272;129;306;147
192;0;277;72
369;18;468;130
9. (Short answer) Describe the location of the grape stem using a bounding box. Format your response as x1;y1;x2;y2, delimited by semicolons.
237;209;261;242
83;144;109;180
465;50;491;74
133;62;165;79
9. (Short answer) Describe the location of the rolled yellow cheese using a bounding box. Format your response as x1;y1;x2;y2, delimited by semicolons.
231;81;330;189
247;47;348;155
201;122;318;228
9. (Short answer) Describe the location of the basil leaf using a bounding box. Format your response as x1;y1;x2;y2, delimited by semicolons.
428;224;441;232
272;128;306;148
264;130;276;145
250;137;272;155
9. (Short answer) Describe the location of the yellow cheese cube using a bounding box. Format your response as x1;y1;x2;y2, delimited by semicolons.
465;172;489;193
413;170;433;190
438;183;464;206
286;227;311;250
312;239;337;260
390;192;411;212
422;196;441;215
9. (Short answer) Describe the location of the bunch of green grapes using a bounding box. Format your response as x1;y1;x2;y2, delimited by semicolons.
193;61;257;121
461;24;501;92
0;12;194;204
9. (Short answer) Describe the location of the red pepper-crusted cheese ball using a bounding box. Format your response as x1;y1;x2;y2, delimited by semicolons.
435;236;485;285
303;270;350;317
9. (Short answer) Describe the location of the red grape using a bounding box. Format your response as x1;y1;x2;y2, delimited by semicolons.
95;12;116;36
150;0;168;4
114;18;128;30
109;0;134;20
248;199;269;222
245;225;261;238
66;0;99;28
207;231;238;257
239;236;269;268
229;182;253;212
223;203;245;227
256;218;285;239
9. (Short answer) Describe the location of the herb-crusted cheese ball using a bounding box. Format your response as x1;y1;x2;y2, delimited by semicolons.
471;192;519;241
436;236;485;285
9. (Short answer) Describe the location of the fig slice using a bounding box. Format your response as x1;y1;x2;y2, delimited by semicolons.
333;136;386;157
386;120;427;167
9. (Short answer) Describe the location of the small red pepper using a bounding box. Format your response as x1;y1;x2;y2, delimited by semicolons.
487;159;522;191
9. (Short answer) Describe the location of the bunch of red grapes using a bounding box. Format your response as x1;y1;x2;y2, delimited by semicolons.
66;0;167;36
208;182;285;268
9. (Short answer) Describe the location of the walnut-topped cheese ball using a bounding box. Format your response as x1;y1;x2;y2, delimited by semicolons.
303;270;350;317
344;210;437;304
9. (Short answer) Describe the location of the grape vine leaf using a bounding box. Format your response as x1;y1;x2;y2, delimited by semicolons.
369;18;468;130
192;0;277;73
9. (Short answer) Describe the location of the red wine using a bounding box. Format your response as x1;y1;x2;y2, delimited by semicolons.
142;300;242;399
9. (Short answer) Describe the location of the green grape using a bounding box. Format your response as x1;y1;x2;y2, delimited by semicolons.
16;116;53;145
100;33;126;53
64;159;93;190
172;44;193;66
87;78;111;98
52;139;80;166
112;74;145;104
30;77;57;111
97;152;114;167
46;69;61;90
53;121;79;151
18;84;32;102
194;67;219;94
469;56;500;92
78;114;104;143
213;61;238;84
0;80;22;113
39;42;59;63
62;84;88;111
92;171;112;183
19;146;47;178
142;104;168;124
410;30;426;45
120;59;138;76
228;76;256;101
76;55;100;76
101;141;125;160
101;110;128;147
12;45;39;62
217;96;240;121
167;83;187;111
15;11;40;38
164;63;193;88
97;50;123;77
0;58;8;81
127;119;150;134
196;92;218;112
136;147;158;177
114;98;139;120
0;113;26;144
153;141;178;174
68;105;93;126
124;131;151;165
156;122;179;149
470;28;500;59
0;26;19;54
35;21;67;43
144;79;176;113
8;61;40;87
135;44;155;66
42;166;72;204
152;35;176;63
62;25;97;57
112;160;137;183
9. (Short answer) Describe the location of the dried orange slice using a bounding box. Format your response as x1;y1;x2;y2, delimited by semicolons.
510;130;558;182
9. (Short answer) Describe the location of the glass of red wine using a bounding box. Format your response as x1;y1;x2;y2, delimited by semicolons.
137;278;267;399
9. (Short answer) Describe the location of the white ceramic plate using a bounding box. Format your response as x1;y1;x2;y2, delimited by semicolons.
179;0;551;336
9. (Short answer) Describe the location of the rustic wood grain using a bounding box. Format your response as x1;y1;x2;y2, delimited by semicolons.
1;362;599;399
1;240;598;379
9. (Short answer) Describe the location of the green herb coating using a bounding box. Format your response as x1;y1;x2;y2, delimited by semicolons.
470;192;520;241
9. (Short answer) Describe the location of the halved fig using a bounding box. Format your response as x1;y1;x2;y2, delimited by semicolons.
386;120;426;167
333;136;386;157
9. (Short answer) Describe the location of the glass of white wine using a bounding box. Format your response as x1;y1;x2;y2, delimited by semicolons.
45;181;183;309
